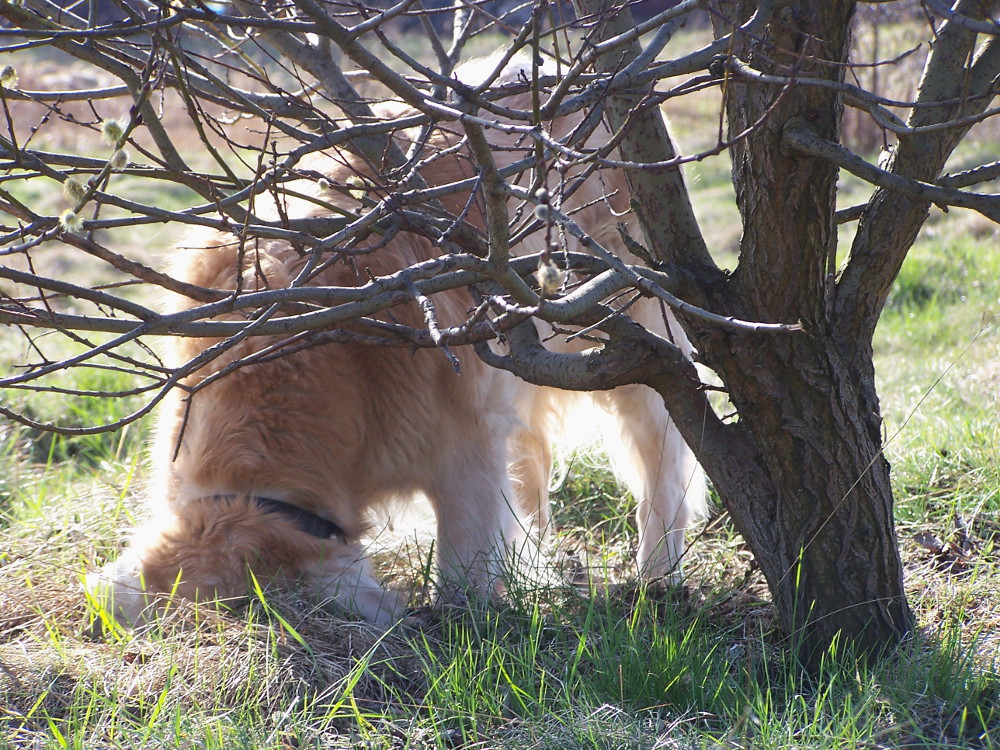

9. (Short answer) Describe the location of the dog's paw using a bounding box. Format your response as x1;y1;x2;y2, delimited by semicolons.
84;550;155;630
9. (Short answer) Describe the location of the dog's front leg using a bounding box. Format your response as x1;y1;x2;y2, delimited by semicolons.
425;450;529;605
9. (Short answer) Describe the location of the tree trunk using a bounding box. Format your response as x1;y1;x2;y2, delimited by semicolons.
682;0;912;664
562;0;1000;664
693;334;912;663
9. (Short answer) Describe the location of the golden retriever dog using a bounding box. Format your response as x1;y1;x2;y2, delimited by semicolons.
86;57;705;626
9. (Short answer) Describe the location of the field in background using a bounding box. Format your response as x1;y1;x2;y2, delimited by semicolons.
2;16;1000;750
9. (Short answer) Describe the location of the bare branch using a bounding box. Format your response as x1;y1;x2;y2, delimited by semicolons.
926;0;1000;34
784;121;1000;222
572;0;718;291
835;0;1000;340
1;0;997;449
518;185;805;334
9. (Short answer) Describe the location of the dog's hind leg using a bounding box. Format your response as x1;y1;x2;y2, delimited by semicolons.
593;383;705;585
508;388;556;537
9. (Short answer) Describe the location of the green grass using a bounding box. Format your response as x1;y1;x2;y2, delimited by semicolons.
4;198;1000;745
876;231;1000;529
5;547;998;748
3;294;999;749
3;19;1000;750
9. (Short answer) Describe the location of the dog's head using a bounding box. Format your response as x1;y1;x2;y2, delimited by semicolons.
83;523;242;628
85;497;402;628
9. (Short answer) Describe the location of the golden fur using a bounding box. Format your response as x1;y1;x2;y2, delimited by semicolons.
86;58;705;626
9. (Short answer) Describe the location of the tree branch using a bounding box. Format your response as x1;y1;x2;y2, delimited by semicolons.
571;0;718;284
835;0;1000;343
784;121;1000;223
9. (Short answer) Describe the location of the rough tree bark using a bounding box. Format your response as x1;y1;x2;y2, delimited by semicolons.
565;0;998;664
695;0;915;662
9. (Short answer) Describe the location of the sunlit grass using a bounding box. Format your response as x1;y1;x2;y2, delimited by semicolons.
2;18;1000;750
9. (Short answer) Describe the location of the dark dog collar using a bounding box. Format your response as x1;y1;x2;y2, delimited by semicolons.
211;494;346;541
